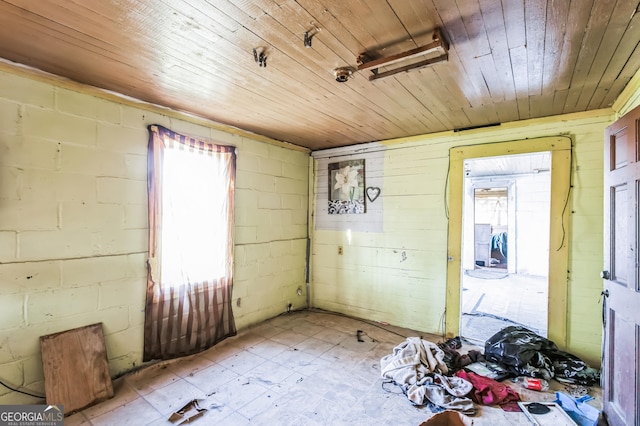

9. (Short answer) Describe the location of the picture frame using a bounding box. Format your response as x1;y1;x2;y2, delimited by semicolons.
327;159;366;214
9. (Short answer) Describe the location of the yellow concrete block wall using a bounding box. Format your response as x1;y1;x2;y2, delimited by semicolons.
0;68;309;404
311;110;612;367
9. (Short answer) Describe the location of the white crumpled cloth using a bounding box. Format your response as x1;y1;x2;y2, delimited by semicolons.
380;337;474;413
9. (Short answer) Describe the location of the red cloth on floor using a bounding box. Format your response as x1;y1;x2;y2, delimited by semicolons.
454;370;520;411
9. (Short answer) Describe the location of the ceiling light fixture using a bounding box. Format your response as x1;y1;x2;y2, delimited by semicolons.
357;28;449;81
333;67;354;83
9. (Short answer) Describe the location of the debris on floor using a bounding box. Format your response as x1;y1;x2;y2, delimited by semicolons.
168;399;207;425
554;391;601;426
518;401;579;425
419;410;473;425
484;326;600;385
380;325;602;424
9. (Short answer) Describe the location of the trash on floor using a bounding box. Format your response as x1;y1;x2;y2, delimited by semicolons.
419;410;474;425
483;326;600;385
518;401;578;425
454;370;520;411
380;337;476;415
554;391;600;426
168;399;207;424
463;361;510;381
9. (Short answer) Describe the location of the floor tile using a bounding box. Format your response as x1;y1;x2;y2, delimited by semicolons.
213;376;269;411
292;336;335;355
200;340;244;362
124;363;181;396
312;328;350;345
141;378;206;416
247;322;286;339
289;321;327;337
218;411;252;425
217;350;267;375
245;339;290;359
245;359;295;388
166;353;215;378
82;377;139;420
63;412;90;425
90;397;162;426
76;310;603;426
269;329;309;347
183;362;239;394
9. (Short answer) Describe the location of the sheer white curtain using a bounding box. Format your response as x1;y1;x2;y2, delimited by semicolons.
144;125;236;361
160;142;228;287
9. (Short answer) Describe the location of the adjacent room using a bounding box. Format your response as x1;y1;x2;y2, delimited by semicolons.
0;1;639;425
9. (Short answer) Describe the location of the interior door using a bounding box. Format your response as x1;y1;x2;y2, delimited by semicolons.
603;104;640;426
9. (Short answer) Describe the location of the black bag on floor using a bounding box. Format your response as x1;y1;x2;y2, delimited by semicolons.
483;326;599;385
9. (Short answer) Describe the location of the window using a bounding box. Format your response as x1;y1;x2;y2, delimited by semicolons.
160;142;229;288
144;125;236;361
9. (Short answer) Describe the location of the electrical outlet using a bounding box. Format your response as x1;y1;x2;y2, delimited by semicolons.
338;246;343;255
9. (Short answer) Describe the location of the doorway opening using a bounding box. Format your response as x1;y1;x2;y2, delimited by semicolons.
460;152;551;343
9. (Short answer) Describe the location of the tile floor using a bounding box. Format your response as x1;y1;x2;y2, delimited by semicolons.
461;273;548;342
64;309;601;425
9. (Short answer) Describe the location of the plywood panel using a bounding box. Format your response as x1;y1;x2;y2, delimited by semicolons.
40;323;113;414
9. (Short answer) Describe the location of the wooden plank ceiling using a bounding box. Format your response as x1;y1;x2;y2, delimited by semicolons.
0;0;639;151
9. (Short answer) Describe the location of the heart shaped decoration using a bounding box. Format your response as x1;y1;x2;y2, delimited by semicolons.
366;187;381;202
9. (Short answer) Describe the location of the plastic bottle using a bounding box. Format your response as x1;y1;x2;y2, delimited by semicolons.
511;376;549;391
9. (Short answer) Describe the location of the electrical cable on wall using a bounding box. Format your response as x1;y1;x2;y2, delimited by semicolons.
557;136;574;251
0;378;45;399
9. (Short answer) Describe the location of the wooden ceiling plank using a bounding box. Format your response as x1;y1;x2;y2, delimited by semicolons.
290;0;446;133
398;70;465;130
551;89;570;117
455;0;491;57
528;94;546;118
575;0;640;110
345;0;417;54
0;0;637;149
477;0;516;101
3;0;139;53
494;99;520;124
509;45;528;110
409;66;470;123
524;0;547;96
589;11;640;109
476;53;505;101
385;0;441;47
196;2;390;138
462;103;499;128
541;0;571;93
420;45;478;110
164;1;403;141
291;0;366;61
553;0;595;92
432;0;492;107
368;76;452;132
562;0;617;112
0;3;158;67
501;0;526;49
601;39;640;107
223;2;421;137
300;0;383;55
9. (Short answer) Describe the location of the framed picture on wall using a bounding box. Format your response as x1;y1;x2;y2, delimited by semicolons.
327;159;366;214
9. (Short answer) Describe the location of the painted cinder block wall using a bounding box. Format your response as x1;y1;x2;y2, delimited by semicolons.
0;67;309;404
311;109;613;367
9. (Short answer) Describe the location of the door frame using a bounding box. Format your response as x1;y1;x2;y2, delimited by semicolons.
445;136;572;348
464;178;516;273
